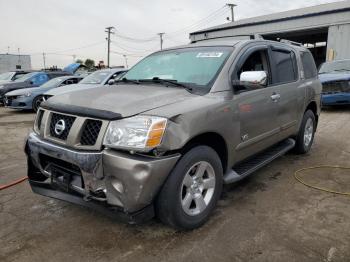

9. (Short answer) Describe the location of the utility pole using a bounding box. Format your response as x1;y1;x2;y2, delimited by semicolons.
42;52;46;69
123;54;128;69
105;26;115;68
158;33;165;50
226;3;237;22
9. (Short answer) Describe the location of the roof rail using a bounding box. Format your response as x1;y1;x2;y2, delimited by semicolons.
191;34;264;43
280;39;303;47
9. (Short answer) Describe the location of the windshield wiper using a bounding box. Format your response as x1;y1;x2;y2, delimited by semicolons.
115;77;140;85
139;77;192;91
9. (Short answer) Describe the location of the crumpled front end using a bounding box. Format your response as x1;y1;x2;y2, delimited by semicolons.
25;132;180;223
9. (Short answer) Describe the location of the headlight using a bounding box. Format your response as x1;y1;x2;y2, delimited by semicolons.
103;116;167;151
18;92;32;98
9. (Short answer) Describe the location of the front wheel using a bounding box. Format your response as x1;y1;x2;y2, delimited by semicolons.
32;95;44;112
294;110;316;154
156;146;223;230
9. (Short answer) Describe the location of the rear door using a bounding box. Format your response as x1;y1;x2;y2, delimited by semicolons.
232;44;281;161
269;46;300;138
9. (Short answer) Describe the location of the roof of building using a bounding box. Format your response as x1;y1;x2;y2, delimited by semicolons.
191;0;350;35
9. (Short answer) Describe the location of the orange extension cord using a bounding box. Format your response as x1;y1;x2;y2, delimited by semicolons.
0;176;28;190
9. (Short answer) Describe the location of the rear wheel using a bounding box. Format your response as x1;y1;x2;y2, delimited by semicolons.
294;110;316;154
156;146;223;230
32;95;44;112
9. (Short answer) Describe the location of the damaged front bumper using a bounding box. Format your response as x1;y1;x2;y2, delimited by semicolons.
25;132;181;223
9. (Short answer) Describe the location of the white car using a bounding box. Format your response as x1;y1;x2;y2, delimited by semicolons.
43;68;126;100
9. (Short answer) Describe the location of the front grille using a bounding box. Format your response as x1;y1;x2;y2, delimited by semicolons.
37;110;44;130
322;81;350;94
5;96;16;106
80;120;102;145
49;113;76;140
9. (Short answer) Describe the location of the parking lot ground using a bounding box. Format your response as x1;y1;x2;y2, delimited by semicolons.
0;106;350;262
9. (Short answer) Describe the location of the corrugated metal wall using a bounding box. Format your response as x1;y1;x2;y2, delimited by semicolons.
327;24;350;61
0;55;32;73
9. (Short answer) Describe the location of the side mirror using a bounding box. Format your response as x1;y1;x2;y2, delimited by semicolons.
240;71;267;87
107;79;115;85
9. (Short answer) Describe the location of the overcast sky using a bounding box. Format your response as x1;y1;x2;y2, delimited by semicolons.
0;0;342;69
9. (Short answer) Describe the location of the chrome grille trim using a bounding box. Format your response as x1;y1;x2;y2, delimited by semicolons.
37;109;109;151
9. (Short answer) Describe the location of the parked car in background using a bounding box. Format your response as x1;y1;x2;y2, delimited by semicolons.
4;75;83;112
43;68;126;100
319;59;350;106
0;71;70;103
0;71;31;84
26;38;321;229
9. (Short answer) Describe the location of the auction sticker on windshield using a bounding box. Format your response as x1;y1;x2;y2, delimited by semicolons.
196;52;223;58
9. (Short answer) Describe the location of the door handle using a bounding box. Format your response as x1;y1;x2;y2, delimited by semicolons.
270;93;281;102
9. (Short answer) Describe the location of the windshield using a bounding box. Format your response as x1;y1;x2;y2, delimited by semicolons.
0;72;14;81
123;47;233;89
40;77;63;88
319;60;350;74
15;72;37;82
80;70;111;84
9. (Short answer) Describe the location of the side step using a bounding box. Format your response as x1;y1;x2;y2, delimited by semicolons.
224;138;295;184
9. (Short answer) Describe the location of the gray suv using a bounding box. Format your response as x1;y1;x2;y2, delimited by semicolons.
25;37;321;230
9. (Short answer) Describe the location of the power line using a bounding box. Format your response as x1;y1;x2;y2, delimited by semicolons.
110;40;158;53
167;6;228;35
28;41;105;56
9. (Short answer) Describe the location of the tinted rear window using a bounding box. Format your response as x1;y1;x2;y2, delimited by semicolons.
271;50;298;84
301;52;317;79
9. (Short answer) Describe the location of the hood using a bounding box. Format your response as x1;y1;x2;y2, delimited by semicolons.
45;83;100;96
0;81;32;95
319;72;350;83
63;63;84;74
5;86;43;96
0;80;13;84
43;84;195;119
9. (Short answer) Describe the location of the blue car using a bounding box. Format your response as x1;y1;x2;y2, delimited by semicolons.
319;59;350;106
4;75;83;112
0;71;70;102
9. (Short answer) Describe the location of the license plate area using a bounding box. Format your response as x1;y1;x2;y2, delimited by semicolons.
50;164;83;192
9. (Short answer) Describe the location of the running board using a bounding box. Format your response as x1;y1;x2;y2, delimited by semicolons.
224;138;295;184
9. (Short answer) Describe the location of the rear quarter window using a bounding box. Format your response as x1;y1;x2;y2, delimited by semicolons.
301;52;317;79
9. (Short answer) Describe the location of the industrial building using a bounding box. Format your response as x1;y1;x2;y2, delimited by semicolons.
0;54;32;73
190;0;350;66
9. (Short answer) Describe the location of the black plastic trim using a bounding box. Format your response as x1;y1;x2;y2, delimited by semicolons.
29;180;155;224
41;101;123;120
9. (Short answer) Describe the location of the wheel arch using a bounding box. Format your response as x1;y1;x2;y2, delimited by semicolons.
180;132;229;174
305;100;319;127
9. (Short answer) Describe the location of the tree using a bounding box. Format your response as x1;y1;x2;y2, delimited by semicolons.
84;59;95;69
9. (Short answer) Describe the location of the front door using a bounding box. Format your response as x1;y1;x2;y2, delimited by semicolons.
232;45;281;161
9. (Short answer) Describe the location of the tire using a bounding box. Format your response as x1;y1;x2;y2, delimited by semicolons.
32;95;44;112
156;146;223;230
294;110;316;154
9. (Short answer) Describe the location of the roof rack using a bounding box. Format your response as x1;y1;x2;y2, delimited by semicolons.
280;39;303;47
